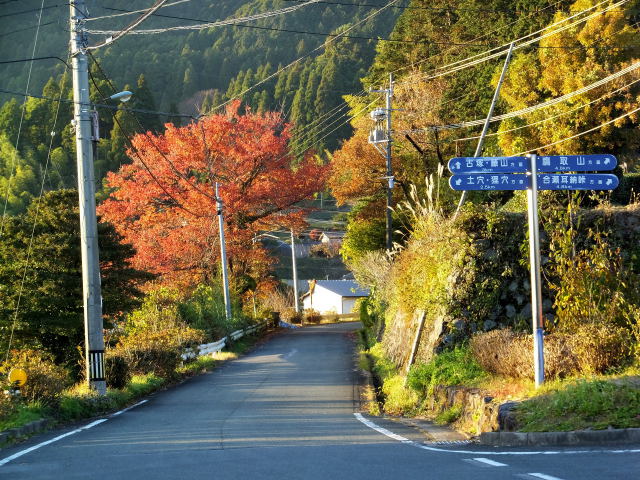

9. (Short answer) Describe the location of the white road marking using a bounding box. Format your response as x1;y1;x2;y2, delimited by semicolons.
112;399;148;417
1;397;150;467
284;348;298;360
472;457;508;467
0;419;107;467
353;413;640;456
527;473;565;480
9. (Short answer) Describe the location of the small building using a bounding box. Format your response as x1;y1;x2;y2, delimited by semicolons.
301;279;369;315
319;231;345;248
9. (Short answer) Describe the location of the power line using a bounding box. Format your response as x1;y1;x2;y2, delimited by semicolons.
0;87;195;119
516;104;640;155
87;0;170;50
87;0;190;21
92;5;481;46
211;0;401;113
280;0;563;14
3;55;70;363
0;4;62;19
0;21;54;38
404;0;627;83
0;56;70;67
87;51;218;202
1;0;48;237
87;0;325;37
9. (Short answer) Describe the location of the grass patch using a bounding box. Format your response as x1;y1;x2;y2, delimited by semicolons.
381;374;419;415
407;346;488;396
368;342;397;381
176;356;217;376
435;405;463;425
0;401;45;431
516;377;640;432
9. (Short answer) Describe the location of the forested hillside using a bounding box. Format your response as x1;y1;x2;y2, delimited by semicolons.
0;0;398;214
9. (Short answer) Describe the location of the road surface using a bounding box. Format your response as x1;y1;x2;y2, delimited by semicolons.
1;322;638;479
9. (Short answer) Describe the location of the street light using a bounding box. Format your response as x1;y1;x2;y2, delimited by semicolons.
106;90;132;103
91;90;134;142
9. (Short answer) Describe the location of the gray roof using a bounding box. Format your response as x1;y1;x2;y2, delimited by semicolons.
313;280;369;297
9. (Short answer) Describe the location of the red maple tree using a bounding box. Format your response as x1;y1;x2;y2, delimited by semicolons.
98;102;328;287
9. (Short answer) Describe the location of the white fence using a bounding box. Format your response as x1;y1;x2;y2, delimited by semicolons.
182;321;269;360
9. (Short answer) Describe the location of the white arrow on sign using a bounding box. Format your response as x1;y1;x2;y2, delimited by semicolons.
455;178;463;186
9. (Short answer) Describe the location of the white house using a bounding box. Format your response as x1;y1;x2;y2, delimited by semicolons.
301;280;369;315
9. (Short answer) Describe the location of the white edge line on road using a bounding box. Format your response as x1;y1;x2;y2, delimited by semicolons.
112;399;148;416
527;473;565;480
0;419;107;467
472;457;508;466
353;413;640;456
1;398;150;467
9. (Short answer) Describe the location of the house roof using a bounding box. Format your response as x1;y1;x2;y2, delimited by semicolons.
312;280;369;297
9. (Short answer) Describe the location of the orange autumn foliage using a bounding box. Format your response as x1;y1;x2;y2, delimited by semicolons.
98;102;328;287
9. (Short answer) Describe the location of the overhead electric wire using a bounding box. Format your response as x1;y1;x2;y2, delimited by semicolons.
85;71;202;218
453;76;640;143
0;4;61;19
0;56;70;67
86;0;191;21
87;51;218;203
3;57;69;363
90;5;495;46
395;0;627;86
82;4;640;49
0;87;194;118
210;0;401;113
1;0;48;237
415;0;629;83
0;21;54;38
87;0;170;51
516;104;640;155
395;18;640;134
87;0;324;36
399;55;640;134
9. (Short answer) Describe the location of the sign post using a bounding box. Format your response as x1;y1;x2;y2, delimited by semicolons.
526;154;545;387
448;153;618;387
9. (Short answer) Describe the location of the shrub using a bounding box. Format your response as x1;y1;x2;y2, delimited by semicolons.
1;349;70;404
58;383;117;421
471;326;633;379
113;327;204;379
303;309;322;324
280;308;303;324
178;284;233;341
104;351;130;390
569;323;633;374
470;329;577;380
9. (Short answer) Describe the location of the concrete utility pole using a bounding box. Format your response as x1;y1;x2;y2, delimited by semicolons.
384;73;394;251
454;43;515;218
216;182;232;321
70;0;106;394
290;229;300;313
370;74;394;251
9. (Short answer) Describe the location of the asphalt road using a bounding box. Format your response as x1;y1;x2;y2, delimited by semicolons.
1;322;639;479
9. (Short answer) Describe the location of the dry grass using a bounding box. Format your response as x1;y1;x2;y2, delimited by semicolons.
471;326;634;380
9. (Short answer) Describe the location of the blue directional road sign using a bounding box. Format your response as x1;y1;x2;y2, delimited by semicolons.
450;173;619;191
449;174;529;191
536;154;617;172
448;156;527;174
537;173;618;190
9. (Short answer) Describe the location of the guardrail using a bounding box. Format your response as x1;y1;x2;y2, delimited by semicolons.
182;321;269;360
